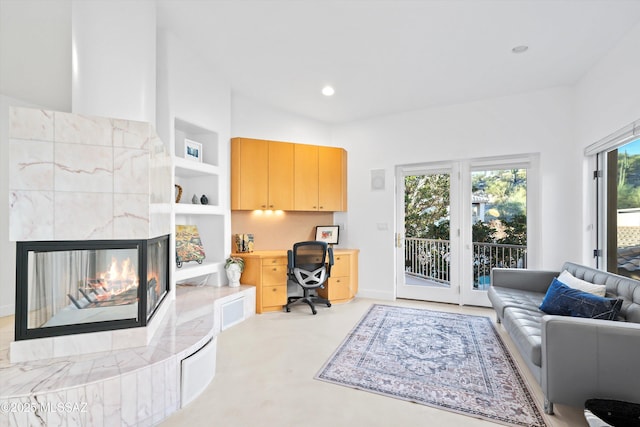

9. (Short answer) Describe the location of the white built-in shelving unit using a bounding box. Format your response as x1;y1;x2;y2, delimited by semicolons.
172;118;226;286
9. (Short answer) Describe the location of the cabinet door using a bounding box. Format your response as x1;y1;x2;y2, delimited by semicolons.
233;138;269;209
294;144;319;210
319;146;347;211
332;254;350;277
327;276;351;300
268;141;294;210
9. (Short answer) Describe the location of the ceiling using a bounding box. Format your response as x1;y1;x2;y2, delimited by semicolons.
157;0;640;124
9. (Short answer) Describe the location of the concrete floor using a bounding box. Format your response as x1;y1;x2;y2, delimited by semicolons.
160;297;586;427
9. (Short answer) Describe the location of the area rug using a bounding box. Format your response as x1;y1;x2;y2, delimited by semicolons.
315;304;546;427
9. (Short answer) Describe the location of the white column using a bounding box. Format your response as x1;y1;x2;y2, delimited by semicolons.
72;0;156;124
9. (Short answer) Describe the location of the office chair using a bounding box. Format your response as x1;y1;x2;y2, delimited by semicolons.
284;241;334;315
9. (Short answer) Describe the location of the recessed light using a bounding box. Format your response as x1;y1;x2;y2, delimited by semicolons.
322;86;335;96
511;45;529;54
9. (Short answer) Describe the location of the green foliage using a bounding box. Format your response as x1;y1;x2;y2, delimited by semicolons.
617;150;640;210
405;169;527;245
404;174;450;238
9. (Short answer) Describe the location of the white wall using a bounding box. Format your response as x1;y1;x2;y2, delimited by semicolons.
332;87;577;300
0;0;71;111
575;21;640;262
231;93;332;145
72;0;156;123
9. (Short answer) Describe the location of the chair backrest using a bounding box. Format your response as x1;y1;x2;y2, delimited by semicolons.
291;241;328;270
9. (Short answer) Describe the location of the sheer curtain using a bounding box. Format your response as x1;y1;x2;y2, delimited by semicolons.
29;250;92;328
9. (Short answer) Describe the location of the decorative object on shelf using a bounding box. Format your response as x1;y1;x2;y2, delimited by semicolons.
200;194;208;205
225;256;245;288
175;225;206;268
184;138;203;162
191;194;199;204
175;184;183;203
234;234;254;253
315;225;340;245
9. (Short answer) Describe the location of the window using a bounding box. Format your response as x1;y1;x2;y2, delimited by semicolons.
587;119;640;278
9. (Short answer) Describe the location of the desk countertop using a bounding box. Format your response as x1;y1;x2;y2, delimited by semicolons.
232;248;358;258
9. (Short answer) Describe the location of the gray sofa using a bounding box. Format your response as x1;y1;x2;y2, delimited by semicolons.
488;261;640;414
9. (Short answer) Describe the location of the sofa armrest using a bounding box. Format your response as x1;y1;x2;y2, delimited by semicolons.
541;315;640;408
490;268;558;293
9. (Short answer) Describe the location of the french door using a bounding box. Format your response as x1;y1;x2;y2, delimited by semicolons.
395;163;461;304
396;156;536;306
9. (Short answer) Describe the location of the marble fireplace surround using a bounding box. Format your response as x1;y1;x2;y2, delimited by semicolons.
8;107;173;363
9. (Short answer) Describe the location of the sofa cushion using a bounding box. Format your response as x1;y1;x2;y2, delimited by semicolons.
539;279;623;320
502;306;544;367
558;270;606;296
563;262;640;323
488;286;545;319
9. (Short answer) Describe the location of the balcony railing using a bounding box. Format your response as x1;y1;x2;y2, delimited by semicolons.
405;238;527;288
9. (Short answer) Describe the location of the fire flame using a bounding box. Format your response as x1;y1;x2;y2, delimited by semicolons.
97;257;139;296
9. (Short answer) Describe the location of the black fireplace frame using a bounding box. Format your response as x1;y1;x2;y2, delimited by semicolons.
15;235;170;341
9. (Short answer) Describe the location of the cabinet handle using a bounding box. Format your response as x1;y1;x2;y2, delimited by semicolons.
319;206;323;209
269;204;274;208
273;268;277;271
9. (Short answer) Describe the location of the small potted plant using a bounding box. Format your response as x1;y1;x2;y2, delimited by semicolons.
225;256;245;288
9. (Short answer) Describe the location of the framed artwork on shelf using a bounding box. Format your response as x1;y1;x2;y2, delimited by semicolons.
315;225;339;245
175;224;206;267
184;138;203;162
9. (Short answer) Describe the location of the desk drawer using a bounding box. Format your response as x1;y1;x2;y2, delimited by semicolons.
332;254;350;277
327;276;351;300
262;285;286;307
262;264;287;286
262;257;286;266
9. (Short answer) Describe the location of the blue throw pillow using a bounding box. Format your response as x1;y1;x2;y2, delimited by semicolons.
539;278;623;320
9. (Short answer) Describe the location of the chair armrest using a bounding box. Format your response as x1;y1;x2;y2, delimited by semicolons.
327;247;334;276
491;268;559;293
287;249;294;276
541;315;640;407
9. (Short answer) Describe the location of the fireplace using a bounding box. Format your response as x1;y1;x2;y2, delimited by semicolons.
14;235;170;341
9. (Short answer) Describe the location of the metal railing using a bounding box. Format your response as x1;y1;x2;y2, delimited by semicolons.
405;238;527;287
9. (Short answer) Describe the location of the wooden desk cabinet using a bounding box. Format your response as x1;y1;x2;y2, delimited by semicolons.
234;249;359;314
317;251;358;303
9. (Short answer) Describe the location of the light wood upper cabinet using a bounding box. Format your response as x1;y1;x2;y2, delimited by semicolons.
319;146;347;212
268;141;294;210
233;138;346;212
294;144;320;211
294;144;347;212
231;138;294;210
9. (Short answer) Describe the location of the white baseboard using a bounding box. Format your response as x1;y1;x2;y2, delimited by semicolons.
0;304;14;317
355;289;395;301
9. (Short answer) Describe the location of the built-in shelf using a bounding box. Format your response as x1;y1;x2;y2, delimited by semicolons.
174;260;224;283
174;204;225;215
172;117;224;287
174;156;221;177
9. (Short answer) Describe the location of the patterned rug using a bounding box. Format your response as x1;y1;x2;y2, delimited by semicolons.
315;304;546;427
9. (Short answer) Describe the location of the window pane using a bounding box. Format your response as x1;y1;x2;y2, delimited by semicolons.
610;138;640;279
471;169;527;289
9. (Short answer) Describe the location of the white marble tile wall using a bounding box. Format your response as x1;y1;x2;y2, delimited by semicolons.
8;107;172;242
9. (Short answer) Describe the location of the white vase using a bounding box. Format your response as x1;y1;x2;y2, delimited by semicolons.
226;263;242;287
